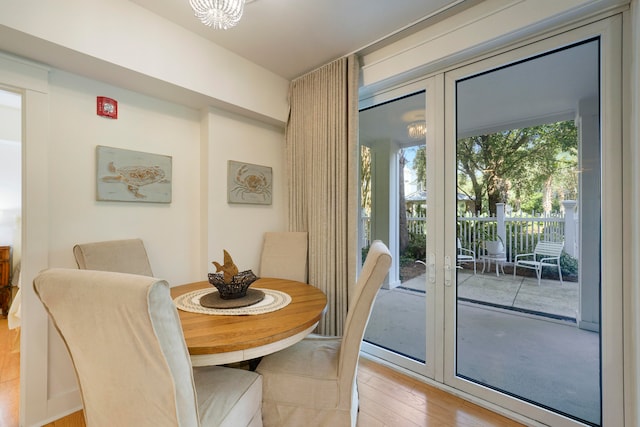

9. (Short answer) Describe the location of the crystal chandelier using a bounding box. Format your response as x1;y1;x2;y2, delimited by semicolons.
189;0;246;30
407;121;427;139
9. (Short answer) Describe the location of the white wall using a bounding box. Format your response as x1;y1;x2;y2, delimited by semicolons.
206;109;286;275
46;70;202;284
27;67;204;421
0;52;287;424
34;68;287;413
0;0;289;125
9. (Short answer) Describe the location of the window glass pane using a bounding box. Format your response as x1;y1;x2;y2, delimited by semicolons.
360;91;428;363
454;40;601;425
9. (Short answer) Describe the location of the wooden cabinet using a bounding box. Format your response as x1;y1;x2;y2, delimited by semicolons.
0;246;9;287
0;246;10;317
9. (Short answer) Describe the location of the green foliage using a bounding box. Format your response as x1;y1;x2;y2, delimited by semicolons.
401;231;426;262
361;244;370;265
413;146;426;186
360;146;372;215
458;221;502;253
457;120;578;215
519;193;543;214
364;232;426;265
559;251;578;276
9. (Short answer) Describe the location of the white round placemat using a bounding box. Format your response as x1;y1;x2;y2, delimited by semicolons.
174;288;291;315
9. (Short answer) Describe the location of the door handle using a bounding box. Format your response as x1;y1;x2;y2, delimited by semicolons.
444;255;452;287
428;253;436;284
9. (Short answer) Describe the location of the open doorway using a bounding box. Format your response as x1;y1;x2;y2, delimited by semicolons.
0;87;22;427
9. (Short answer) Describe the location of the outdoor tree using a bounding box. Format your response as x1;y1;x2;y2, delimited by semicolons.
399;150;408;253
456;121;577;215
360;145;371;215
413;145;426;188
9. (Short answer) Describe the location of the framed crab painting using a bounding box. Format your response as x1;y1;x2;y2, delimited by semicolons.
227;160;272;205
96;145;172;203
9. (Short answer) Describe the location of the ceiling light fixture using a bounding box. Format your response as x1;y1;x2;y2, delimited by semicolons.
407;122;427;139
189;0;249;30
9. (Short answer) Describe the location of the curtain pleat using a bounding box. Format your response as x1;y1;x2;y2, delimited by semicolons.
285;55;359;335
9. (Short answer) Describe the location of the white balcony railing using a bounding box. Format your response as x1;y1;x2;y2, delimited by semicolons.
362;201;579;262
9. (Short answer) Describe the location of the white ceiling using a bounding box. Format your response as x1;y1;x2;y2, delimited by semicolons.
130;0;466;80
360;39;599;143
456;40;599;138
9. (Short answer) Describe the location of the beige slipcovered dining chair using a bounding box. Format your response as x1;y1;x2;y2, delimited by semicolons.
259;231;308;282
73;238;154;276
34;268;263;427
255;240;392;427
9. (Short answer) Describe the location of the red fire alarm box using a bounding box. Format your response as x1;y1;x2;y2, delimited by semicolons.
97;96;118;119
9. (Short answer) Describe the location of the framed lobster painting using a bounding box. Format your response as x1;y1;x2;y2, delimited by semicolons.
227;160;272;205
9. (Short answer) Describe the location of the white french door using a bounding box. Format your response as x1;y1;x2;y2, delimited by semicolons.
361;16;623;427
442;18;622;427
359;78;439;380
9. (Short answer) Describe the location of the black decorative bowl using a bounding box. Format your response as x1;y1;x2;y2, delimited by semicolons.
208;270;258;299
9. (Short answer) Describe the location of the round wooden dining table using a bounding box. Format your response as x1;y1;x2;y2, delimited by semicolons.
171;277;327;366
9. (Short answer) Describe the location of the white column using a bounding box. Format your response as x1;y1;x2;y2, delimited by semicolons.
369;140;401;289
576;97;599;332
562;200;577;258
496;202;506;247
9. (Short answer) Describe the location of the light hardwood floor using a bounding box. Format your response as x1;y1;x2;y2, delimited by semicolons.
1;318;523;427
0;318;20;427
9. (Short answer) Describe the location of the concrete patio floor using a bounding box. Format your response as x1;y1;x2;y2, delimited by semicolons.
401;268;579;320
363;268;600;425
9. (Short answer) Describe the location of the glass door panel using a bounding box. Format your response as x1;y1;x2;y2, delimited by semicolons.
444;24;623;424
454;40;601;425
359;88;433;376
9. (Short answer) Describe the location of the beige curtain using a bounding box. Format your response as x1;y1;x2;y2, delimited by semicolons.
285;55;359;336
